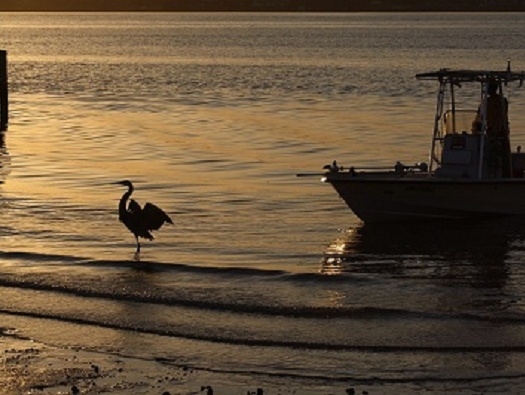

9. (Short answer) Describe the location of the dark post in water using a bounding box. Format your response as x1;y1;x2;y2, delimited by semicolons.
0;50;7;131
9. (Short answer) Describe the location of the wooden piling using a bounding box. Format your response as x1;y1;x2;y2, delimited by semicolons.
0;50;7;131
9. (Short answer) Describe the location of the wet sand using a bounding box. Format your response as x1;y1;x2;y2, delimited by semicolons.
1;327;196;395
1;327;251;395
1;327;369;395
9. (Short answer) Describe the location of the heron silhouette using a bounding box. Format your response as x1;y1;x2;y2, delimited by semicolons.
115;180;173;260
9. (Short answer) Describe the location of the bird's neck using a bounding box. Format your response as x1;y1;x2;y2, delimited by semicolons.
119;186;134;215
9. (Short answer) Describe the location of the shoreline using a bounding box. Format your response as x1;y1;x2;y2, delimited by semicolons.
1;327;371;395
1;327;194;395
1;326;240;395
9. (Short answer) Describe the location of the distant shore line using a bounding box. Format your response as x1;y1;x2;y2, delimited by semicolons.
3;9;525;12
3;0;525;13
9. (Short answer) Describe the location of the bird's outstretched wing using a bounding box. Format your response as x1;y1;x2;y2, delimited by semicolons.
128;199;142;214
142;202;173;231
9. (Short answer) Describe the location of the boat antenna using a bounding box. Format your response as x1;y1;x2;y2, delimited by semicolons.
504;58;511;88
506;59;513;104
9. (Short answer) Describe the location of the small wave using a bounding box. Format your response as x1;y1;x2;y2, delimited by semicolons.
281;271;372;284
79;258;376;285
154;356;525;385
79;258;289;277
2;307;525;354
2;276;525;325
0;275;369;318
0;249;291;277
0;250;87;263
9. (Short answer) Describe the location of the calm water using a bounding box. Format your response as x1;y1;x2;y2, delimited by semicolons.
2;12;525;394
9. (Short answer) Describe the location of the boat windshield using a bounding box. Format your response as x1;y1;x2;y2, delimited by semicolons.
443;109;478;134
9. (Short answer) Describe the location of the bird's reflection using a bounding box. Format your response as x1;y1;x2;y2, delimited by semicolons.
321;218;522;290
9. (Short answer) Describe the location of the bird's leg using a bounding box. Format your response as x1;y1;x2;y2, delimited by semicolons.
133;237;141;261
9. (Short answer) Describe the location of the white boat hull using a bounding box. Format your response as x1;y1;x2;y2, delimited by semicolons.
325;175;525;223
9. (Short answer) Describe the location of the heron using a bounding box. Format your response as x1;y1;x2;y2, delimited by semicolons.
115;180;173;260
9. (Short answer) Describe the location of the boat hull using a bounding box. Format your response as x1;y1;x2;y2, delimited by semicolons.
324;174;525;223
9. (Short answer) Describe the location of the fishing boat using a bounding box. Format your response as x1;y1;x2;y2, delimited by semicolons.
316;65;525;222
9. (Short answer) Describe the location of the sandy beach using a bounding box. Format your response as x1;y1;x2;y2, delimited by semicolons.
1;327;369;395
2;326;267;395
1;326;199;395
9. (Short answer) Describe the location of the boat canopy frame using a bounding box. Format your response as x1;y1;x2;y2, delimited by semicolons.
416;66;525;179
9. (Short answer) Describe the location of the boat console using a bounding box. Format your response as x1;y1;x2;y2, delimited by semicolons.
436;133;482;178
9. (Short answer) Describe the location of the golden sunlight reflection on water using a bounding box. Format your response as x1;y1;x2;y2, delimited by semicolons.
8;94;434;201
4;79;525;267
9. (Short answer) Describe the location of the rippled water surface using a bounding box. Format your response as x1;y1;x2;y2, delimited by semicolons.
2;12;525;393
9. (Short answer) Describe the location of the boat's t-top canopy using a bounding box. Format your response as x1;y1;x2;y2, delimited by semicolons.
415;63;525;179
317;64;525;182
416;68;525;85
